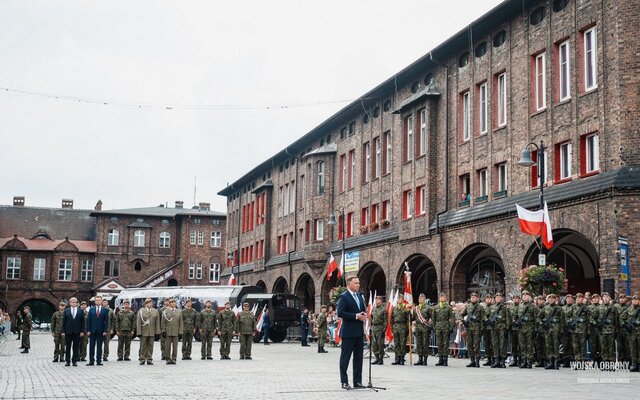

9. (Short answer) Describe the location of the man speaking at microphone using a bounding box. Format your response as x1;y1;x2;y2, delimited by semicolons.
337;276;367;390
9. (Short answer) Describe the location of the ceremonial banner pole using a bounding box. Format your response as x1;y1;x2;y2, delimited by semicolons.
405;266;413;367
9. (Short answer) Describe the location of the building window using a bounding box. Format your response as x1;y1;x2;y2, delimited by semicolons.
534;52;547;111
159;232;171;248
305;220;310;243
346;212;354;237
189;230;196;245
477;169;488;198
134;230;145;247
210;231;221;247
209;263;220;283
315;219;324;241
383;131;392;175
478;83;488;134
530;6;546;26
557;141;572;180
349;121;355;135
416;185;426;216
461;91;470;141
558;41;571;101
531;150;549;188
81;260;93;282
361;207;369;227
348;150;355;189
58;259;72;281
584;27;597;91
6;256;21;279
196;262;203;280
373;137;381;179
418;109;427;156
497;73;507;127
402;190;412;220
300;175;306;206
337;215;344;240
382;200;390;221
460;174;471;203
404;115;414;162
188;262;195;279
340;154;347;192
582;133;600;174
33;258;45;280
340;127;347;140
283;184;290;215
197;231;204;246
371;203;379;224
317;161;325;195
496;163;508;193
107;229;119;246
493;30;506;48
104;260;120;277
363;141;371;183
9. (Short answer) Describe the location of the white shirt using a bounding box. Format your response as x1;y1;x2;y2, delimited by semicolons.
348;290;361;310
71;308;77;318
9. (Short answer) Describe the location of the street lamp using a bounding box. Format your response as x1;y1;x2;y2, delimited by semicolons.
327;208;345;286
517;140;547;265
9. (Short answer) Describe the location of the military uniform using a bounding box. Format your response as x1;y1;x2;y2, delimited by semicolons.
115;307;135;361
161;306;183;364
136;303;161;364
236;309;256;359
198;307;218;359
593;299;617;362
413;302;431;365
568;299;590;362
541;298;563;369
624;299;640;371
103;307;115;361
390;303;410;365
587;296;602;362
80;306;88;361
560;298;575;367
516;296;536;368
488;298;509;368
507;298;521;367
181;307;198;360
15;311;23;341
21;311;32;352
615;298;631;363
533;299;546;367
316;310;328;352
51;308;66;362
462;299;485;367
218;308;235;359
481;300;494;366
370;302;388;365
158;304;168;360
432;299;455;366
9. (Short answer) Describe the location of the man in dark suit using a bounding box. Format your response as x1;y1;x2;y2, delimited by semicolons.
85;295;109;366
61;297;84;366
337;276;367;390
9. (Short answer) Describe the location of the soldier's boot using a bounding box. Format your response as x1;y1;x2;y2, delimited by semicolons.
435;356;444;366
519;358;528;369
562;358;571;368
400;357;406;365
545;357;555;370
423;355;428;366
500;357;506;368
443;356;448;366
391;356;401;365
555;358;560;370
372;355;380;365
414;356;423;365
483;357;492;366
21;348;29;353
378;355;384;365
535;358;545;368
53;356;58;363
491;357;499;368
466;357;476;367
509;356;518;367
630;364;640;372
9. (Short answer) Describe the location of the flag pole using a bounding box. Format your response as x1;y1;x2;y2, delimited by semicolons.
405;267;413;367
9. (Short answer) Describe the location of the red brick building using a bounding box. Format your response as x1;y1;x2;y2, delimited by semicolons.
219;0;640;311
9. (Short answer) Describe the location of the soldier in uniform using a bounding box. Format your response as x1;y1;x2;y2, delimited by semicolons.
462;292;484;367
102;299;115;361
517;291;536;368
595;292;617;363
533;295;547;367
51;302;66;362
507;293;521;367
158;298;170;360
161;298;183;365
432;292;455;366
481;294;494;366
588;293;602;363
561;294;575;367
115;299;135;361
413;293;431;366
137;298;161;365
21;305;32;353
489;293;508;368
370;296;387;365
198;300;217;360
181;299;198;360
569;293;590;367
15;309;23;342
625;295;640;372
316;305;328;353
218;301;235;360
235;302;256;360
79;301;89;361
390;299;411;365
615;294;631;363
541;294;563;369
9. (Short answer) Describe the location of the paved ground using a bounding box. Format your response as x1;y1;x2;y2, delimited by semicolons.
0;332;637;400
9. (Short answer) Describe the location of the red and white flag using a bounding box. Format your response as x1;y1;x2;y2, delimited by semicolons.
231;303;241;317
403;265;413;304
255;304;267;332
335;318;343;345
516;202;554;249
227;273;236;286
385;289;399;343
364;290;375;340
326;253;342;281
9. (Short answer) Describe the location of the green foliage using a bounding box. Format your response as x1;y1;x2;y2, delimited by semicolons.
518;263;567;295
329;286;347;305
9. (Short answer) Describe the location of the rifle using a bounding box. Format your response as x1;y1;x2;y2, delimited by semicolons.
567;305;586;333
595;306;613;333
462;304;479;328
623;307;640;335
541;306;559;331
512;304;531;329
486;304;503;329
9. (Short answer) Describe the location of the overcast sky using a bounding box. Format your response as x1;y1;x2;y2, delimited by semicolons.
0;0;503;213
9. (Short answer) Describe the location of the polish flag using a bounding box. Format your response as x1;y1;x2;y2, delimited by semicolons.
385;289;399;343
228;273;236;286
364;290;375;340
255;304;267;332
516;202;554;249
403;265;413;304
326;253;338;281
334;318;343;345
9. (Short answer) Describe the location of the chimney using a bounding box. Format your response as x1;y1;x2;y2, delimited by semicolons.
61;199;74;209
13;196;25;207
175;201;184;209
94;200;103;211
199;202;210;211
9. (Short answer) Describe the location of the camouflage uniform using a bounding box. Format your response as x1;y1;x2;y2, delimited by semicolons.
593;301;617;362
488;300;509;368
541;300;563;369
561;300;575;366
507;300;520;367
198;307;218;359
103;307;115;361
413;303;431;365
481;301;494;366
181;307;198;359
624;302;640;371
390;303;410;365
462;301;484;367
21;311;32;351
615;299;630;363
568;302;590;362
80;307;88;360
587;300;602;362
218;309;235;359
158;304;168;359
235;310;256;359
533;300;546;367
370;303;387;364
316;311;328;350
51;309;66;361
115;308;135;360
516;299;536;368
432;300;455;366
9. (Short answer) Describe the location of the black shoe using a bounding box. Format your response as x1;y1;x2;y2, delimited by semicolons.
443;356;448;366
400;357;405;365
80;358;86;361
240;356;245;360
341;383;351;390
21;349;29;353
509;356;519;367
117;358;123;361
182;356;187;360
96;362;103;366
535;360;545;368
72;362;77;367
499;357;506;368
53;357;59;363
372;355;380;365
353;383;366;389
147;361;154;365
86;362;94;366
483;357;492;366
414;356;424;365
140;361;146;365
124;358;131;361
466;359;476;367
245;357;252;360
519;358;528;369
379;356;384;365
201;357;206;360
491;358;499;368
65;362;70;367
435;356;444;366
423;356;428;366
103;357;108;362
207;357;213;360
391;356;401;365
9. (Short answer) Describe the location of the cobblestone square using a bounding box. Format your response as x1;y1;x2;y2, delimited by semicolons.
0;332;637;400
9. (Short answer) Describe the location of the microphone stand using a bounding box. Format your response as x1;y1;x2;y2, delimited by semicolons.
363;325;386;392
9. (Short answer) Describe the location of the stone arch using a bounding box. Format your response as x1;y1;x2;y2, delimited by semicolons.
395;254;438;304
523;229;600;294
272;277;289;293
294;273;316;312
17;298;56;325
358;262;386;302
255;280;267;291
450;243;505;301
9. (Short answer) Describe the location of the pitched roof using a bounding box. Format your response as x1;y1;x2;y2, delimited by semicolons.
91;206;225;218
0;236;96;253
0;205;96;240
